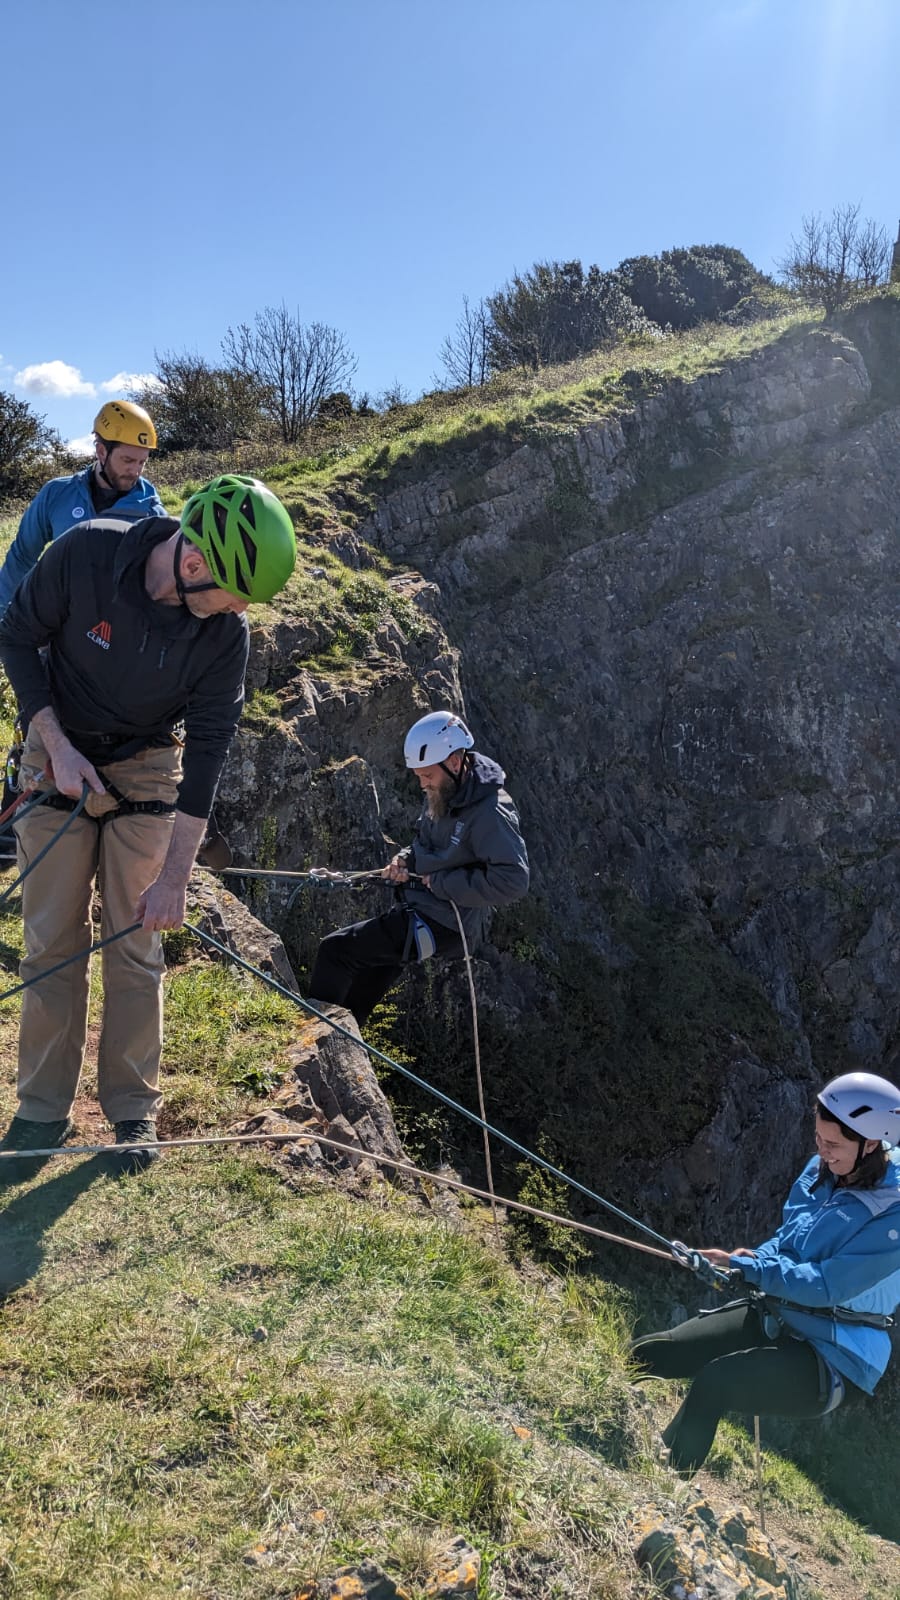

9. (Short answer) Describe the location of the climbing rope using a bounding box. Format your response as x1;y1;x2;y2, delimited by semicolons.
0;922;143;1007
0;824;730;1289
217;865;404;887
0;784;89;911
449;898;499;1241
0;1120;676;1263
188;923;714;1270
0;783;39;831
0;908;694;1273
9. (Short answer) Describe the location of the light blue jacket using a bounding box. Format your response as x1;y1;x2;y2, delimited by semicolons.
734;1152;900;1393
0;465;164;615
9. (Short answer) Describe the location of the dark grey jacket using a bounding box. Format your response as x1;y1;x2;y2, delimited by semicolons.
403;752;529;943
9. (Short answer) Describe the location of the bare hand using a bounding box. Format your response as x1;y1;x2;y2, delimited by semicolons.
697;1248;734;1269
382;853;410;884
45;748;105;800
136;878;187;931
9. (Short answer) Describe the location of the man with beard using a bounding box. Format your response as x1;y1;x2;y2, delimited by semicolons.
0;401;163;615
308;710;529;1026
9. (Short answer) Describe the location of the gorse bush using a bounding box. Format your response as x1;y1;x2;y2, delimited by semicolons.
616;244;772;329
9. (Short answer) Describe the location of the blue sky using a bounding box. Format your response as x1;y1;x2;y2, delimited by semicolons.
2;0;898;450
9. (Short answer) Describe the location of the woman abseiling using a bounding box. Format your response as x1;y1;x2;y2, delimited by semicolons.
632;1072;900;1474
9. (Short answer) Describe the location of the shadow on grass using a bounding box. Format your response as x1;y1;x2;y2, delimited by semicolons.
0;1157;106;1299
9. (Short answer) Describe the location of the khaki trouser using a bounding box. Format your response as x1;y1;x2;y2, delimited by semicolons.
13;730;182;1124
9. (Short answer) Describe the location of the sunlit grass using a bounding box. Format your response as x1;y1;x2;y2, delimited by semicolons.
0;1166;644;1598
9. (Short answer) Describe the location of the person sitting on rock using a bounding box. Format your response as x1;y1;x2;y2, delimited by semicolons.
308;709;529;1026
632;1072;900;1475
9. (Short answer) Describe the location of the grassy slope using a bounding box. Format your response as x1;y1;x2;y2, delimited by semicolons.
0;922;898;1597
247;311;823;523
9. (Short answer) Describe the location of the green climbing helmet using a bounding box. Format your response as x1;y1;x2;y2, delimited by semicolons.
180;475;296;603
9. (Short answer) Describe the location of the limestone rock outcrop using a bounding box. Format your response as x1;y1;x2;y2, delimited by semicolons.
214;305;900;1251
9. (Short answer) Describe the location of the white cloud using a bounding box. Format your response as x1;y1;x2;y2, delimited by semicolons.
66;434;95;457
100;371;162;395
14;360;96;398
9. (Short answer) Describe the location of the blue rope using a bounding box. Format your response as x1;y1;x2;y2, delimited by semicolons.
0;805;692;1268
0;922;143;1006
188;923;678;1256
0;783;89;910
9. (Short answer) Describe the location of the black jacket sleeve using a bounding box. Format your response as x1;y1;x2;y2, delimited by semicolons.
0;534;69;721
178;620;249;817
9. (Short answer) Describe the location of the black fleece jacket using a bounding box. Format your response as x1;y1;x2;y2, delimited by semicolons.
0;516;248;818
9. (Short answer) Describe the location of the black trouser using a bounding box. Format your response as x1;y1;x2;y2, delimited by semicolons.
308;905;462;1025
632;1300;833;1472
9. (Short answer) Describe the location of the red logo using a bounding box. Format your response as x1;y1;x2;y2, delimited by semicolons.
87;620;112;650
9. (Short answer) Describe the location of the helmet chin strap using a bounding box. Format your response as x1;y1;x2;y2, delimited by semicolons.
173;533;221;606
96;441;118;490
439;751;471;786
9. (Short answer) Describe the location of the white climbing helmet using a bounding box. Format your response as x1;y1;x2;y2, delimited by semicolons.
403;710;474;769
817;1072;900;1145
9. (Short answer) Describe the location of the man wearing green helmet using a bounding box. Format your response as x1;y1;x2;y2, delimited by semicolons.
0;474;296;1176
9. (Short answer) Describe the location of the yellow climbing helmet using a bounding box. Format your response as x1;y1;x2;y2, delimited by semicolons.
93;400;158;450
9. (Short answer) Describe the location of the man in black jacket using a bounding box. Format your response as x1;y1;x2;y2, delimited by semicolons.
0;474;296;1174
309;710;529;1026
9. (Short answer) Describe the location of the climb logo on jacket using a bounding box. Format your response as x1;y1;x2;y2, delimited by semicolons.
87;619;112;650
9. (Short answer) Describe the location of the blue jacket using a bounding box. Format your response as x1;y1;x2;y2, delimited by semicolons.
734;1152;900;1393
0;465;164;615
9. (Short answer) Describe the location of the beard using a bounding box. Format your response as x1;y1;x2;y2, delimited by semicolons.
424;773;455;819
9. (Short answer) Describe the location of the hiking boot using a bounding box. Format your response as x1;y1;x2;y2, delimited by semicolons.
0;1115;74;1183
107;1119;160;1176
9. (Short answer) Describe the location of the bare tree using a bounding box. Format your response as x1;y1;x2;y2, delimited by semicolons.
436;295;491;388
780;203;890;313
223;305;357;443
132;351;268;452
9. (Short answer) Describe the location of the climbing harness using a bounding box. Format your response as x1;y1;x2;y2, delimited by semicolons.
760;1291;894;1333
40;774;175;823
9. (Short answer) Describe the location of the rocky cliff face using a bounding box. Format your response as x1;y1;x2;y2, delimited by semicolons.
215;304;900;1247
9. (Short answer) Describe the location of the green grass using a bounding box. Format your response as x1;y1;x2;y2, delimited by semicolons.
254;311;819;508
1;1142;896;1599
1;908;898;1596
0;1162;646;1599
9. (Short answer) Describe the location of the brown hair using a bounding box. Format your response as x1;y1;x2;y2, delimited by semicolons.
815;1102;889;1189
